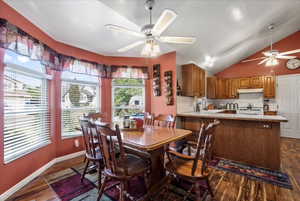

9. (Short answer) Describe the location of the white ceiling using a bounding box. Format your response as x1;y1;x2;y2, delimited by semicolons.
4;0;300;73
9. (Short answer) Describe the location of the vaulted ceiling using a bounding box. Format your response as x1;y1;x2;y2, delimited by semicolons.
4;0;300;73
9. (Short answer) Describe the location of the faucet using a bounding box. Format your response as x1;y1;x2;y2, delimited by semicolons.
247;103;253;110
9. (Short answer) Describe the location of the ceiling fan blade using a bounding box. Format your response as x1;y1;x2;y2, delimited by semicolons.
117;40;145;52
159;36;196;44
105;24;145;38
152;9;177;36
279;49;300;56
276;55;297;59
258;58;269;65
241;57;266;63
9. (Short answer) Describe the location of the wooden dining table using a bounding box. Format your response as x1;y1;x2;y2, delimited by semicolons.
119;126;192;189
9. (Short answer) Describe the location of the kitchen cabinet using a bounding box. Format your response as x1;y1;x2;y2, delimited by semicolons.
207;77;217;99
239;77;251;89
250;76;264;88
263;76;276;98
207;75;276;99
181;64;205;97
228;78;239;98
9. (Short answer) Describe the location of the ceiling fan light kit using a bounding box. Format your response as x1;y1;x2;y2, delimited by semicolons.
105;0;196;57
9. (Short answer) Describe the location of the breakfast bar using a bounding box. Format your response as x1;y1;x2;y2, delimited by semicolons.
178;112;288;170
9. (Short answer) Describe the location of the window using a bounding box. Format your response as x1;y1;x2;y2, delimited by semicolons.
112;79;145;124
61;72;99;138
4;51;50;163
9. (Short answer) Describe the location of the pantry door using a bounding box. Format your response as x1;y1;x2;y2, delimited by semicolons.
277;74;300;139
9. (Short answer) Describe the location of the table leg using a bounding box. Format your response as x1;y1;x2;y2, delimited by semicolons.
148;147;165;187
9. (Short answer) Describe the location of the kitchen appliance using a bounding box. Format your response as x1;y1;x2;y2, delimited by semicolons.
237;88;264;93
237;106;264;115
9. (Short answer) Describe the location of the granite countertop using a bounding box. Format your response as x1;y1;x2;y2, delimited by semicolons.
177;111;288;122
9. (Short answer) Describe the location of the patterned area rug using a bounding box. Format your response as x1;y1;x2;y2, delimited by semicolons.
49;163;210;201
211;158;293;189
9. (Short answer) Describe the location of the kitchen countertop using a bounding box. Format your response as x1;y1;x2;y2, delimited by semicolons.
177;111;288;122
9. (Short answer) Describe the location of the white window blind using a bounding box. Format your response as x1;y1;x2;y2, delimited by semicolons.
4;67;50;163
61;79;99;138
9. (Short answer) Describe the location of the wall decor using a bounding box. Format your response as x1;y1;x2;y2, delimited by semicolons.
153;64;161;96
164;71;174;105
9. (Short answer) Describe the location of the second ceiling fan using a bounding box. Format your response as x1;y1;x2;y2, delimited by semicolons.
105;0;196;57
242;24;300;66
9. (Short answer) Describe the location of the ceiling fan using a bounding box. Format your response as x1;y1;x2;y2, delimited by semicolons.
105;0;196;57
242;24;300;66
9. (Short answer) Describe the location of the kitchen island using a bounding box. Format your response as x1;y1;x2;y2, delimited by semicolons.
178;111;288;170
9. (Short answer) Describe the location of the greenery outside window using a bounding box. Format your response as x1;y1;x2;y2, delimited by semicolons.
112;79;145;124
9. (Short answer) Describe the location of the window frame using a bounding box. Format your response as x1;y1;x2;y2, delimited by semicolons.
3;62;51;164
61;76;100;139
112;78;146;122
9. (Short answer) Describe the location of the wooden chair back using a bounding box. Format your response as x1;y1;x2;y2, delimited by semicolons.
191;120;220;176
86;112;105;121
153;114;176;128
95;124;128;176
144;112;154;126
80;118;99;159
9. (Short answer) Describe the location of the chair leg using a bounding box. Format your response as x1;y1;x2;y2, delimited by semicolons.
97;176;108;201
195;182;203;201
97;162;102;190
81;160;90;182
205;177;214;197
119;181;125;201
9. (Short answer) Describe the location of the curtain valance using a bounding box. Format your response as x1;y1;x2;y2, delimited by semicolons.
107;65;149;79
0;18;149;79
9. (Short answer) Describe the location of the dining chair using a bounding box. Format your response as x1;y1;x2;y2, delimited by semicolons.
164;120;220;201
95;124;151;201
153;114;176;128
86;112;105;121
80;118;103;189
144;112;154;126
186;120;218;158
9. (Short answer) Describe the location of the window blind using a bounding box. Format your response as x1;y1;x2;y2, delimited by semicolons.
4;68;50;163
61;81;99;138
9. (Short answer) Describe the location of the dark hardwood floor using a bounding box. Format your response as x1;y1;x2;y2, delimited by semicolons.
6;138;300;201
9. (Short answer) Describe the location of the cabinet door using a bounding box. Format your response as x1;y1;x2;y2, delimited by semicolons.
264;76;275;98
181;64;193;96
192;66;201;97
239;78;251;89
207;77;217;99
228;79;239;98
251;76;264;88
199;68;205;97
216;79;227;99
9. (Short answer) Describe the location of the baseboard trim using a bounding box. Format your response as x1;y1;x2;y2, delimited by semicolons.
0;151;85;201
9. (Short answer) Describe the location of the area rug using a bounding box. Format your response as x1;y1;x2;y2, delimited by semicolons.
49;163;210;201
210;158;293;189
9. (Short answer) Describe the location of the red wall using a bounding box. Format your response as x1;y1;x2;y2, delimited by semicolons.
0;1;177;195
150;52;177;115
216;31;300;78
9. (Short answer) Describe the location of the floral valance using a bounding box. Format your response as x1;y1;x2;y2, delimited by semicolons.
0;18;106;77
107;65;149;79
0;18;149;79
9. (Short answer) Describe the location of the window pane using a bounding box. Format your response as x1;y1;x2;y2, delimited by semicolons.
61;81;99;137
112;78;145;124
4;69;50;163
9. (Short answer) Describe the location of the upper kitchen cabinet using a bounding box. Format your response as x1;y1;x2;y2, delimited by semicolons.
239;77;251;89
181;64;205;97
250;76;264;88
263;76;276;98
207;77;217;99
228;78;239;98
